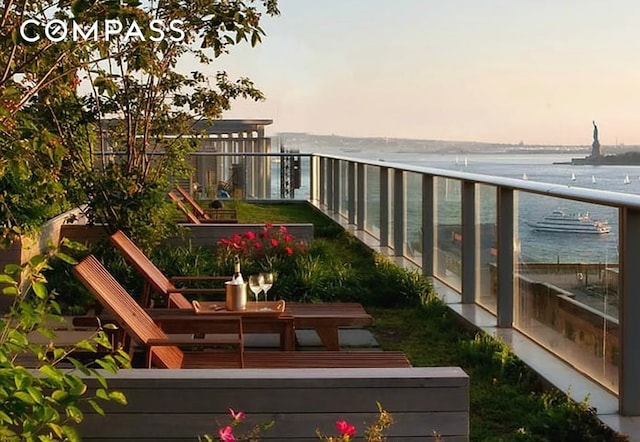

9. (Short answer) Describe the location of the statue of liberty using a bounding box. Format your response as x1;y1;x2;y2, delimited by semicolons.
591;120;601;158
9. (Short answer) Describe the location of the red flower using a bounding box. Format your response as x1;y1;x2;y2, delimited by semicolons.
244;231;256;240
254;242;262;249
284;234;293;243
218;426;235;442
270;239;279;247
285;246;293;256
229;408;245;421
232;234;241;243
336;420;356;437
279;225;288;233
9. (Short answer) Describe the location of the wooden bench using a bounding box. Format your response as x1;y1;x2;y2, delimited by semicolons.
78;367;469;441
73;255;411;370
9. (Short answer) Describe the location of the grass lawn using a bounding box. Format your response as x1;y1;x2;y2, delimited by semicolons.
232;201;627;442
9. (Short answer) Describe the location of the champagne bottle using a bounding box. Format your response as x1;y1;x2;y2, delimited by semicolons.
232;255;244;284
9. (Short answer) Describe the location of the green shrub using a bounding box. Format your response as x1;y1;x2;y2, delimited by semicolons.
0;240;129;440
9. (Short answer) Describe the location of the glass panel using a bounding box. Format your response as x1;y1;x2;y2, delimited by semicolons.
388;169;395;245
405;172;422;261
514;193;619;393
476;184;497;313
434;177;462;290
365;166;380;239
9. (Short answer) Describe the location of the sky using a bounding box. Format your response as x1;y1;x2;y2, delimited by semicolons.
196;0;640;146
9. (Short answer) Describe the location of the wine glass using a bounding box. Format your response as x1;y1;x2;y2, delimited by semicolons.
248;274;263;303
260;272;274;302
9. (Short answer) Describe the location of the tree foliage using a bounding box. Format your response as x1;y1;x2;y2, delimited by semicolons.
0;239;130;440
0;0;280;246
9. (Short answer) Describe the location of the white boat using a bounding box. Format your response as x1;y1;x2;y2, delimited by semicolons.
522;173;528;180
624;175;631;184
528;209;611;234
571;172;576;181
592;175;596;184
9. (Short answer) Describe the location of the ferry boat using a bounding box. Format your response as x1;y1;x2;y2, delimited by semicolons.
528;209;611;234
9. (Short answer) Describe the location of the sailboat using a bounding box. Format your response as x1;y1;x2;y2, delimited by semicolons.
624;175;631;185
455;155;459;166
592;175;596;184
522;173;528;180
571;173;576;181
464;157;468;167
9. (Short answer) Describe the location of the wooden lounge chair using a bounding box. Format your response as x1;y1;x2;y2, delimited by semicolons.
73;255;411;369
170;186;238;224
110;230;374;350
109;229;223;308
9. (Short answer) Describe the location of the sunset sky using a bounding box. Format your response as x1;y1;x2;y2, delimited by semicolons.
206;0;640;145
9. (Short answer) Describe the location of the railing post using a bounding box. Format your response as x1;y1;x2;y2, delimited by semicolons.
348;161;356;225
356;163;366;230
393;169;405;256
461;181;476;304
332;159;340;215
380;167;390;248
619;207;640;415
422;174;434;276
309;156;316;204
496;186;514;328
323;158;331;210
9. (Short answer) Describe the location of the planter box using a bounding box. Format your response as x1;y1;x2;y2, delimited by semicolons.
0;207;85;312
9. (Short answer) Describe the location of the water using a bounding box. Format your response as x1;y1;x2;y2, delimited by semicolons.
272;149;640;264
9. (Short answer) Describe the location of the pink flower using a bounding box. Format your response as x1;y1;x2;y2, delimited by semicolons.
265;222;273;230
285;246;293;256
336;420;356;437
218;426;235;442
279;225;288;233
244;231;256;240
270;239;279;247
253;242;262;249
229;408;245;421
232;234;241;243
284;234;293;243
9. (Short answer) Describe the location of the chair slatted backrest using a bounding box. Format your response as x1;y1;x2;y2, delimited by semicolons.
73;255;184;368
109;230;192;309
168;191;201;224
174;185;210;220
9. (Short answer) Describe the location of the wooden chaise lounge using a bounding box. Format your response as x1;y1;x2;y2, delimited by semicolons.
110;230;374;350
73;255;412;369
169;185;238;224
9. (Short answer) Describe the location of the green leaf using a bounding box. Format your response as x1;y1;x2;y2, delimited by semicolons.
51;389;69;403
32;281;47;299
14;391;35;404
2;286;18;296
62;424;81;441
74;340;97;352
48;422;64;438
65;405;83;423
108;390;127;405
55;252;76;265
0;274;16;284
95;388;109;401
0;410;12;424
3;264;22;276
39;365;63;383
87;399;105;416
27;386;43;403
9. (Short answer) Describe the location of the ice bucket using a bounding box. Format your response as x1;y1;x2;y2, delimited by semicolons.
225;281;247;311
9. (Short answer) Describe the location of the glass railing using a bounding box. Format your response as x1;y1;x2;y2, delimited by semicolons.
189;150;640;415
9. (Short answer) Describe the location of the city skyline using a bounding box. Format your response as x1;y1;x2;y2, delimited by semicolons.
193;0;640;145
